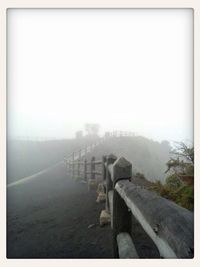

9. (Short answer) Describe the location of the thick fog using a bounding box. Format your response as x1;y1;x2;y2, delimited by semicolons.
7;9;193;143
7;10;194;259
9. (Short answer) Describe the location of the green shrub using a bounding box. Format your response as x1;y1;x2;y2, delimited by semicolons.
135;172;145;179
174;185;194;211
165;174;182;189
153;142;194;211
150;179;193;211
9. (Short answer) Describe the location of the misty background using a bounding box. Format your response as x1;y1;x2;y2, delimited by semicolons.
7;9;193;184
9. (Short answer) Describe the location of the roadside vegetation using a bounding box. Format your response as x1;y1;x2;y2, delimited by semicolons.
149;142;194;211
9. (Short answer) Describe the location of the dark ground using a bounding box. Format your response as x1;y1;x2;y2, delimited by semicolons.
7;161;160;259
7;162;112;258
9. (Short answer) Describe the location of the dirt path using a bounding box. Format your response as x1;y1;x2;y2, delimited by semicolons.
7;162;112;258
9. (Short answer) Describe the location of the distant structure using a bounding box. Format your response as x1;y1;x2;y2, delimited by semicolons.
75;131;83;139
104;131;135;138
85;123;100;138
73;129;135;140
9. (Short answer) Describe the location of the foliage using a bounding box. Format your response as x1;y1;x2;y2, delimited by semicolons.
150;179;194;211
171;141;194;163
85;123;100;137
165;142;194;175
135;172;145;179
174;185;194;211
150;181;173;200
165;174;182;189
150;142;194;211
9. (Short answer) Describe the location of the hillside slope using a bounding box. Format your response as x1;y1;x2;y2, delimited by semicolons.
86;136;171;183
7;138;95;183
7;135;171;184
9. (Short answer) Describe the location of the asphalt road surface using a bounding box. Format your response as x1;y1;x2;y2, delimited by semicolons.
7;162;112;258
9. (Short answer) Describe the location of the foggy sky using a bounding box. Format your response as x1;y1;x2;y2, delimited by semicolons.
7;9;193;142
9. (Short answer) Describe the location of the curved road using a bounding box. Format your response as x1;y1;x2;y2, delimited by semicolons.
7;162;112;258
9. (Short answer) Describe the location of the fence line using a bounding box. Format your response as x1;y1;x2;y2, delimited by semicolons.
64;152;194;259
104;131;135;138
103;154;194;259
66;155;104;189
63;131;136;163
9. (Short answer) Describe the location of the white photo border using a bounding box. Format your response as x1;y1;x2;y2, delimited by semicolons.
0;1;199;267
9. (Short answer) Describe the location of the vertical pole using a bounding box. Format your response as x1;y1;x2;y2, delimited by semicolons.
66;160;69;174
77;159;80;179
69;160;72;178
105;154;117;212
112;157;132;258
71;160;73;179
91;156;95;180
102;155;106;182
84;158;87;181
72;152;75;179
78;150;81;179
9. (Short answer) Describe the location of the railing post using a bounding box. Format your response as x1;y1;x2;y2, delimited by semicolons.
77;159;80;179
106;154;117;212
79;149;82;159
84;146;87;156
64;158;68;172
88;156;97;191
112;157;132;258
84;158;87;181
66;160;70;175
102;155;107;182
72;152;75;179
77;150;81;179
91;156;95;180
99;154;116;227
69;160;72;178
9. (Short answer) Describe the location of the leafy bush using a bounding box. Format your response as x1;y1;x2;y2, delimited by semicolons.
150;142;194;211
174;185;194;211
165;174;182;189
150;178;193;211
150;181;174;201
135;172;145;179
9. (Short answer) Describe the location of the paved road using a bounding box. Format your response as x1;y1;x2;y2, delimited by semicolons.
7;162;112;258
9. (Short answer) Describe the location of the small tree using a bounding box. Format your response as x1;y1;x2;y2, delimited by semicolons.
151;142;194;211
165;142;194;176
85;123;100;137
165;174;182;189
171;142;194;164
